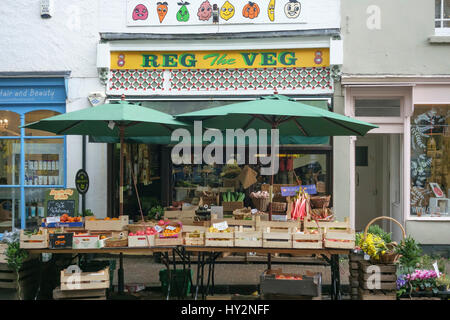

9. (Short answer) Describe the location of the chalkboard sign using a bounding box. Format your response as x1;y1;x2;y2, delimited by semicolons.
45;188;79;217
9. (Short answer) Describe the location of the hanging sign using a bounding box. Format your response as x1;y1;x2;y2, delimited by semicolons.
75;169;90;195
111;48;329;70
127;0;307;26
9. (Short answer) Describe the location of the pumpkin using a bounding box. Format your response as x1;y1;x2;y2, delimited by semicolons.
242;1;260;19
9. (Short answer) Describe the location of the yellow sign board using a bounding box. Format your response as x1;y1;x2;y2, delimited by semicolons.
111;48;330;70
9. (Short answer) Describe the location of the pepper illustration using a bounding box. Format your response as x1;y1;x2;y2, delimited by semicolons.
267;0;275;21
220;1;235;21
177;1;190;22
197;0;212;21
242;1;260;19
157;2;168;23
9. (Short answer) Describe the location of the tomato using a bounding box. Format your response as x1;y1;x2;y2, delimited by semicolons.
158;220;165;226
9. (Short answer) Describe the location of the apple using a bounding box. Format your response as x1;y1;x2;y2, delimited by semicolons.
129;232;134;236
145;230;151;235
158;220;165;226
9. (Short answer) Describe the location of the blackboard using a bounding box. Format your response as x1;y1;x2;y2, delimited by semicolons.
45;188;79;217
47;200;76;217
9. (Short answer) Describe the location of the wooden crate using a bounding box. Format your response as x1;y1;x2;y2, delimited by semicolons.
85;215;129;231
324;229;355;249
358;260;397;291
128;235;155;247
154;235;183;246
292;232;322;249
183;225;206;246
358;288;397;300
0;243;7;263
61;266;110;291
211;218;256;231
19;229;48;249
222;201;244;213
0;259;40;299
258;220;297;249
164;210;182;220
234;231;262;247
53;286;107;300
205;232;234;247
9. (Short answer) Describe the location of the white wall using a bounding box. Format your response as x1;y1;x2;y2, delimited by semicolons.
99;0;340;34
0;0;108;218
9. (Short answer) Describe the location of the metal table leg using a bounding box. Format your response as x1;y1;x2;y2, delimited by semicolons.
118;252;124;295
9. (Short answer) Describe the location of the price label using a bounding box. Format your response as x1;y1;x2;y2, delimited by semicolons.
154;225;163;233
433;262;441;277
251;209;258;214
213;221;228;231
166;225;176;231
46;216;61;224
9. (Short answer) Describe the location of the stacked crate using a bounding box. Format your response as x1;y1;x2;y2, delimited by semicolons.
0;259;40;300
357;261;397;300
348;252;364;300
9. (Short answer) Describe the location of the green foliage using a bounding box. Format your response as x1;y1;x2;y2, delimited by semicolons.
436;275;450;289
419;254;447;273
367;225;392;243
147;205;164;220
5;241;29;300
396;236;422;269
83;209;94;216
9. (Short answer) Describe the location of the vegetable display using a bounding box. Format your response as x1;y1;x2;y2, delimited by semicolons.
222;192;245;202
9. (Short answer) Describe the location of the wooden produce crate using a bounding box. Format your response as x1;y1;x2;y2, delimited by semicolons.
0;243;7;263
205;231;234;247
53;286;107;300
211;217;256;231
127;222;155;234
222;201;244;213
358;287;397;300
72;235;100;249
19;229;48;249
260;269;321;298
259;220;297;249
183;225;206;246
164;210;182;220
0;260;40;299
292;232;322;249
154;235;183;246
61;266;110;291
358;261;397;290
128;234;155;247
85;215;129;231
324;229;355;249
234;230;262;247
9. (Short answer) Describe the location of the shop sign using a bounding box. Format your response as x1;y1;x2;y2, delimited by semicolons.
75;169;90;195
127;0;308;26
111;48;329;70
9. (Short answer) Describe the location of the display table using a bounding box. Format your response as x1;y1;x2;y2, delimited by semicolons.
26;246;350;300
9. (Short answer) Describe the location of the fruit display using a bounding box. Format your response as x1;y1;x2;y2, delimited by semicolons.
59;214;82;223
208;226;232;233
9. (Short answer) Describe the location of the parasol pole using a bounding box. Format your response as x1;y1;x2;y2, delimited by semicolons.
119;125;124;216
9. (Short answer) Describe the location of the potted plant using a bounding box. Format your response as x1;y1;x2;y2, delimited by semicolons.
436;275;450;292
5;241;29;300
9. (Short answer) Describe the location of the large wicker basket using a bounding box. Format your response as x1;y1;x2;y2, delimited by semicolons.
310;195;331;209
251;197;270;212
268;202;287;213
363;216;406;264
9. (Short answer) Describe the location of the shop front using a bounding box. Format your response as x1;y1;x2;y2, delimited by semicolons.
343;77;450;247
97;40;341;221
0;77;68;231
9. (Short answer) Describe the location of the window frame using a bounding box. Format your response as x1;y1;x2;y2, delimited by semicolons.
435;0;450;36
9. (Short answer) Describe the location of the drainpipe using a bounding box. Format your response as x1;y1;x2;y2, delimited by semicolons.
82;135;86;215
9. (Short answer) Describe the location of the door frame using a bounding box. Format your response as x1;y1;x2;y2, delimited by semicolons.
345;86;412;230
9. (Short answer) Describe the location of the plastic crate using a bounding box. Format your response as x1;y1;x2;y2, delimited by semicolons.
159;268;192;297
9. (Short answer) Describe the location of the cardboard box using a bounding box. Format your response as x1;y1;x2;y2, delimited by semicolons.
72;235;100;249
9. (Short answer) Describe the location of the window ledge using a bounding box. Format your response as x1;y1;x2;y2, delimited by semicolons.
408;216;450;221
429;35;450;44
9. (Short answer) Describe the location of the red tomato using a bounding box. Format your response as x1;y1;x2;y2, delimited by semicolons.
129;232;134;236
158;220;165;226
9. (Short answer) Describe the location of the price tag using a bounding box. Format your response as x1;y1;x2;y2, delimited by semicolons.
251;209;258;214
154;225;163;233
433;262;441;277
46;216;61;224
211;206;223;219
213;221;228;231
166;225;176;231
364;254;370;261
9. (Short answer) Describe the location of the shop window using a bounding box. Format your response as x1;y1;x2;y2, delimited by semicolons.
0;188;20;229
410;105;450;217
0;140;20;185
0;110;20;137
24;138;64;186
25;110;61;136
435;0;450;34
354;99;401;117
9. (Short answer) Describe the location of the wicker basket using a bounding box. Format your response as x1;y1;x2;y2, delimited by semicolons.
104;237;128;248
233;208;253;220
251;197;270;212
316;181;326;194
268;202;287;213
310;195;331;209
363;216;406;264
